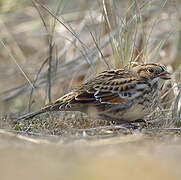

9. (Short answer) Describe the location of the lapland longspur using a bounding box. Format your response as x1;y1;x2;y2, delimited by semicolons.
19;63;170;123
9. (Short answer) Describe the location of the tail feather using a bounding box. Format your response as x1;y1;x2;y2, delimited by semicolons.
17;101;66;120
17;108;47;120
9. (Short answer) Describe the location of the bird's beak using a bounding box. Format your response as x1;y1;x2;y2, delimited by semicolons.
159;71;171;80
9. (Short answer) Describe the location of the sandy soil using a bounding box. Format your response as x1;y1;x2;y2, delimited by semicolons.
0;130;181;180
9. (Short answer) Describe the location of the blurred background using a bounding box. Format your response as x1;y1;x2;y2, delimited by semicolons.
0;0;180;114
1;1;181;180
1;0;181;134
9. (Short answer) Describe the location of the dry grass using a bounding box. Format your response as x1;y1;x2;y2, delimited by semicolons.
0;0;180;130
0;0;181;133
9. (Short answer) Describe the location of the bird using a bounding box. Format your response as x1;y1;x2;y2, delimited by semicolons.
18;63;170;124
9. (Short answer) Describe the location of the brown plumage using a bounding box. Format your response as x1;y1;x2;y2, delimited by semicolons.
18;63;170;123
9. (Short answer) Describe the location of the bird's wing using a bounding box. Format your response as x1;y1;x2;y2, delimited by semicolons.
74;78;140;105
50;69;148;111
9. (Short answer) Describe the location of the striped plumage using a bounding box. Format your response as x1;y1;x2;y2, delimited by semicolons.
20;63;170;123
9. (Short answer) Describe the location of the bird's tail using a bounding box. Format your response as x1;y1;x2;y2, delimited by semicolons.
17;97;72;120
17;109;46;120
17;104;52;120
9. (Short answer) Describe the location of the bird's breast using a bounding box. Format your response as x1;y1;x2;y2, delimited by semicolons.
104;86;161;122
119;103;150;121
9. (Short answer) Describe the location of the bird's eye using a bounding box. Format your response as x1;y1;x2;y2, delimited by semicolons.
147;68;154;73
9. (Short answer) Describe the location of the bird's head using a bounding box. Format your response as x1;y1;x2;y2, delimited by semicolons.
132;63;171;81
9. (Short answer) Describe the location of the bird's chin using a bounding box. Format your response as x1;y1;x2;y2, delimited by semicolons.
158;78;165;89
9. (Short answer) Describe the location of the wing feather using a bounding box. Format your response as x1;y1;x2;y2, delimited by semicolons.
51;69;148;111
70;71;143;105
